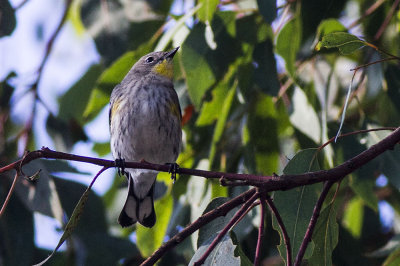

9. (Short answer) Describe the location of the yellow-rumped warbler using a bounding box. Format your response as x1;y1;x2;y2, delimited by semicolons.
109;47;182;228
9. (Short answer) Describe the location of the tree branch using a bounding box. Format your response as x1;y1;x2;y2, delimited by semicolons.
2;126;400;191
140;188;257;266
294;181;335;266
266;194;292;266
254;192;266;266
193;191;260;266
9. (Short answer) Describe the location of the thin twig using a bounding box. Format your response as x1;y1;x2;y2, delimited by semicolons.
318;127;397;152
193;191;260;266
348;0;386;29
0;172;19;217
265;194;292;266
140;189;257;266
294;181;335;266
254;192;266;266
374;0;400;40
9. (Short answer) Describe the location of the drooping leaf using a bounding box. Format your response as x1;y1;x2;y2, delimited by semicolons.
33;177;95;266
155;4;202;51
190;232;241;266
316;19;347;39
80;0;164;64
342;197;364;239
197;0;219;23
181;23;216;109
208;80;236;168
253;36;280;96
83;46;152;121
14;160;64;223
273;149;322;263
276;17;302;76
58;65;102;124
308;202;339;266
317;32;367;55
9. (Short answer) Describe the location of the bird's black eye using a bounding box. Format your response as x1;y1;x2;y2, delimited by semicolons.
145;56;154;63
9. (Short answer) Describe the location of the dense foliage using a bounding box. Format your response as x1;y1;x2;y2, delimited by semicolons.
1;0;400;265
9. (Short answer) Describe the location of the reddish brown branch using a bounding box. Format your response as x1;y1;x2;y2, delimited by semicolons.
294;181;335;266
266;194;292;266
140;189;257;266
193;191;260;266
2;127;400;193
254;192;266;266
374;0;400;40
0;172;19;217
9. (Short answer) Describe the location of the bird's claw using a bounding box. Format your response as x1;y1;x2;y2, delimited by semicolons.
115;158;126;177
167;163;180;184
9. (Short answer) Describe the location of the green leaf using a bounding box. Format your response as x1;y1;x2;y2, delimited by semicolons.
343;197;364;239
208;81;236;167
190;233;241;266
256;0;276;24
276;17;302;76
33;177;95;266
316;19;346;40
136;193;173;257
155;4;202;51
181;23;216;109
197;0;219;22
246;93;279;175
253;37;280;96
308;202;338;266
92;142;111;157
58;64;102;124
0;187;35;265
80;0;163;64
317;32;366;55
196;82;230;126
82;87;110;121
197;197;235;247
273;149;322;263
350;173;378;212
231;231;253;266
383;247;400;266
0;0;16;36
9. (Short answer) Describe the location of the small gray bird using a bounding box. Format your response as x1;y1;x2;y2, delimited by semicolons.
109;47;182;228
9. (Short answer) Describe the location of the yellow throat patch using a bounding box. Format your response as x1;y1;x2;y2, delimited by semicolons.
153;59;174;79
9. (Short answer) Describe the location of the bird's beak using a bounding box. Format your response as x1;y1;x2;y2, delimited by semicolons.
165;47;180;60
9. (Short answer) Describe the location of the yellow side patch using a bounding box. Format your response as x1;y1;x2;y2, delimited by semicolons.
110;99;122;123
169;101;181;120
153;59;174;79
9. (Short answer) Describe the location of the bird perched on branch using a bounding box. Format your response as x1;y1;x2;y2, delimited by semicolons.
109;47;182;228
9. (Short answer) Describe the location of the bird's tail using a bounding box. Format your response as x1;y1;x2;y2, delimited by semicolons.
118;176;156;228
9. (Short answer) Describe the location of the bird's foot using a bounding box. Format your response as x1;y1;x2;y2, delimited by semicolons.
166;163;180;184
115;158;126;177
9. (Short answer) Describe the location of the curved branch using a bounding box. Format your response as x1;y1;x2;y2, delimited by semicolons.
294;181;335;266
140;188;257;266
193;191;260;266
266;194;292;266
254;192;266;266
2;127;400;192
